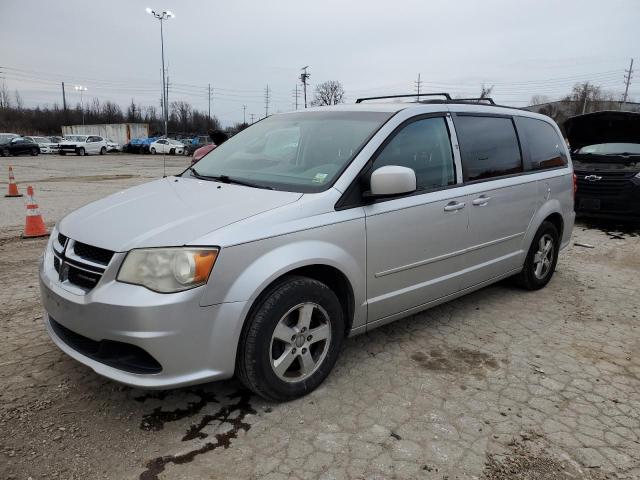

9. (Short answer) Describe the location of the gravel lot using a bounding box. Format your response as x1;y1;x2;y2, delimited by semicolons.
1;154;639;479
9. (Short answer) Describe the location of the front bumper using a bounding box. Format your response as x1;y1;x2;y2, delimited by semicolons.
575;174;640;220
39;249;247;389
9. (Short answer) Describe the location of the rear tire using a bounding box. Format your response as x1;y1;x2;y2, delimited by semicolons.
236;276;344;402
31;148;39;156
515;221;559;290
60;151;66;156
1;148;9;157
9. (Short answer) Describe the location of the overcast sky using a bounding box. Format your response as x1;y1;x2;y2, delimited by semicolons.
1;0;638;126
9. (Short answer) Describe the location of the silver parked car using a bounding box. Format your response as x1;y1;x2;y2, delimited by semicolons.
40;94;575;400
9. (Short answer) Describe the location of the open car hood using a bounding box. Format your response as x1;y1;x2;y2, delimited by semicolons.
564;110;640;151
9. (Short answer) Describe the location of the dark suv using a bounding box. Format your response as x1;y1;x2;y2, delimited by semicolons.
567;111;640;220
0;136;40;156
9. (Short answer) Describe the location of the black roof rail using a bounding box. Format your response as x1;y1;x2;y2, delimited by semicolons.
355;93;452;103
453;97;496;105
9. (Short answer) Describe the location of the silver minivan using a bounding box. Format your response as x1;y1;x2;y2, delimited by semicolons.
40;94;575;401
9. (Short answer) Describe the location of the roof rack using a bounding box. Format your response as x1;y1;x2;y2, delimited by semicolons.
354;92;499;106
355;93;451;103
453;97;496;105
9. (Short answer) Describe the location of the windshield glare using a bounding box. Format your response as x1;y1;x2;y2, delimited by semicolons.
190;111;392;192
577;143;640;155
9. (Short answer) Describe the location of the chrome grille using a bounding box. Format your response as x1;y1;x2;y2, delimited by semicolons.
52;237;114;292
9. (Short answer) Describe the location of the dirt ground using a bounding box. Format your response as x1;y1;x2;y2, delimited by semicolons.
1;155;639;479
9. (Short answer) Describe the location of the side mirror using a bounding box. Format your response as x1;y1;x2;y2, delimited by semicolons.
369;165;417;197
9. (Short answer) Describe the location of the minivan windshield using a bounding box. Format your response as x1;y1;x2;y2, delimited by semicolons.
188;111;393;192
577;143;640;156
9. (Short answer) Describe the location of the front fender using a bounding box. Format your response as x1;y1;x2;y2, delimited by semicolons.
199;218;367;328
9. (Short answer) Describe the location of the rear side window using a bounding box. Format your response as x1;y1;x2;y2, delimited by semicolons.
518;117;567;170
373;117;456;191
455;116;522;182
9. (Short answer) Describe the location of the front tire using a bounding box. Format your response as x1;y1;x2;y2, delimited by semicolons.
237;276;344;402
150;147;156;155
169;148;175;155
1;148;9;157
31;148;39;156
100;147;106;155
77;147;85;156
515;221;559;290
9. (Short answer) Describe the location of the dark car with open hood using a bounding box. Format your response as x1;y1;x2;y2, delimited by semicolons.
566;111;640;221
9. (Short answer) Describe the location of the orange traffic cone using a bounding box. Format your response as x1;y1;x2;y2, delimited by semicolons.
23;186;48;238
5;166;23;197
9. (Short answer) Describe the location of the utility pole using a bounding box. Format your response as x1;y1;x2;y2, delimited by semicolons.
414;73;423;102
300;66;310;108
61;82;67;111
264;84;271;118
165;73;170;133
622;58;634;109
292;84;300;110
208;83;212;127
249;113;256;124
242;104;247;124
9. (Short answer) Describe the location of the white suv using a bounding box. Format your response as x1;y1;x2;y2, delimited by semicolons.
59;135;108;156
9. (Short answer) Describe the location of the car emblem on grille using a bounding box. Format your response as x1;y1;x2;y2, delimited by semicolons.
584;175;602;182
59;260;70;282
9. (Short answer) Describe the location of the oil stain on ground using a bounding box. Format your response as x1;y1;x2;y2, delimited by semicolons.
137;389;256;480
135;388;219;432
411;347;499;377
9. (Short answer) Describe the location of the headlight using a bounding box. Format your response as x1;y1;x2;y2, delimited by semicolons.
117;247;219;293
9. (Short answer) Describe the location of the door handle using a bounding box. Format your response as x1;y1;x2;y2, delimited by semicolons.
472;195;492;206
444;201;466;212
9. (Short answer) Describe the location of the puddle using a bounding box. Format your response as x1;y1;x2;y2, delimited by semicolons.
578;219;640;239
137;388;256;480
411;347;499;377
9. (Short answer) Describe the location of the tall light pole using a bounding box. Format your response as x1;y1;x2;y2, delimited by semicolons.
146;7;174;139
74;85;87;126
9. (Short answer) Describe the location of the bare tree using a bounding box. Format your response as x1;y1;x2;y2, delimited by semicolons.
126;100;141;122
171;101;192;132
0;81;10;109
479;84;494;99
14;90;23;110
311;80;345;106
530;95;551;106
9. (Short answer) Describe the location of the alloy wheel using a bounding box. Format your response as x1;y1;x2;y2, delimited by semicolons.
269;302;332;383
533;233;554;279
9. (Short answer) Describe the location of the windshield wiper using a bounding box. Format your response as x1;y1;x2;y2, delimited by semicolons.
187;169;273;190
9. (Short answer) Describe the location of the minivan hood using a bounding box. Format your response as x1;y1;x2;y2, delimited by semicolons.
564;110;640;150
58;177;302;251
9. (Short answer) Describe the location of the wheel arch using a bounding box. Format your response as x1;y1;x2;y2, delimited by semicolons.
523;199;565;255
